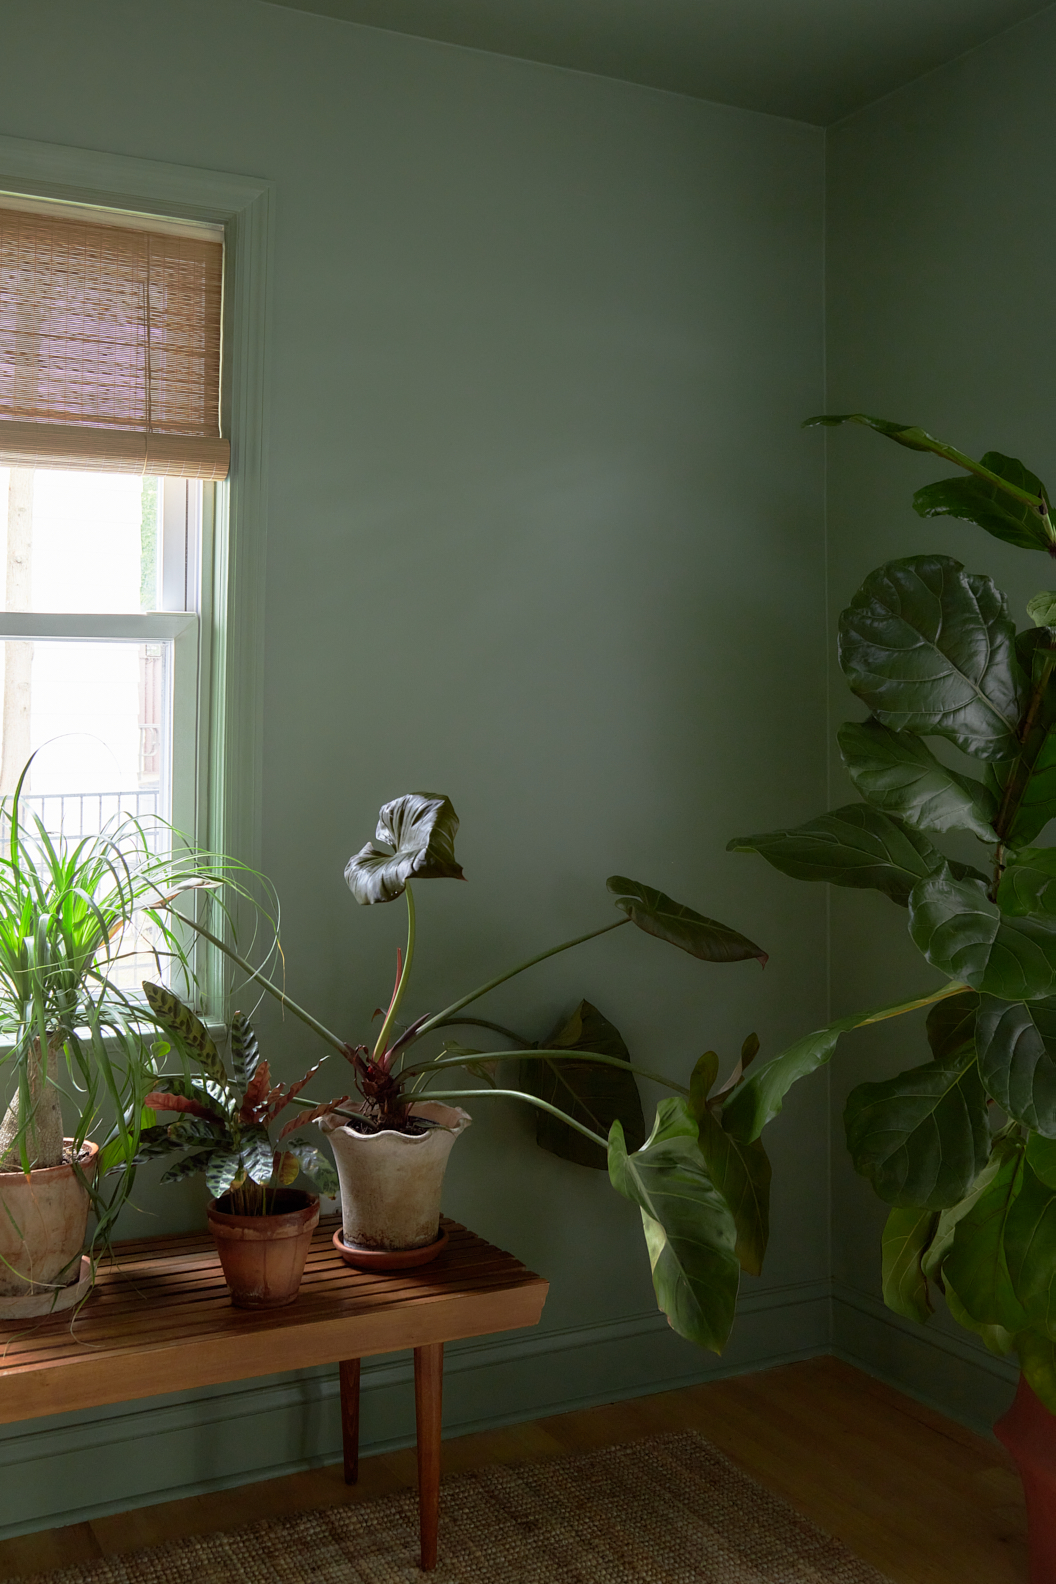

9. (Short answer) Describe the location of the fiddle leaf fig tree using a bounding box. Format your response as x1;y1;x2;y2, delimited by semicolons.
727;411;1056;1410
186;791;771;1354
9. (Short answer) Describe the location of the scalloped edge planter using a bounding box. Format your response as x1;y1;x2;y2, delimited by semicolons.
318;1101;471;1254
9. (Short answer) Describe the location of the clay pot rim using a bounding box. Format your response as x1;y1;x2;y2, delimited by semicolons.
207;1189;320;1232
0;1137;98;1183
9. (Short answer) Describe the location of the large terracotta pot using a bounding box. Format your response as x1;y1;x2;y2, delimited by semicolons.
319;1101;471;1254
208;1188;319;1308
996;1375;1056;1583
0;1138;97;1313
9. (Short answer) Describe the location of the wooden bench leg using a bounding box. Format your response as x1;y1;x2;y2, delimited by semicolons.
414;1342;444;1571
339;1358;360;1485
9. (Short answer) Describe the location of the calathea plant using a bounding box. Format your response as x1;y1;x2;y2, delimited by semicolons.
182;792;772;1352
135;985;339;1211
726;411;1056;1409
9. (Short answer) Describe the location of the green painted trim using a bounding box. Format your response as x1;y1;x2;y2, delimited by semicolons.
0;134;275;1017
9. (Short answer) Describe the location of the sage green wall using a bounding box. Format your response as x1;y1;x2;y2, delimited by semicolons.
0;0;828;1531
825;8;1056;1429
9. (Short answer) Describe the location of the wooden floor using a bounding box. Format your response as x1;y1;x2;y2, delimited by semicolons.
0;1355;1027;1583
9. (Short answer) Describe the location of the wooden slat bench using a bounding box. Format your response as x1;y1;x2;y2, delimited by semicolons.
0;1215;549;1570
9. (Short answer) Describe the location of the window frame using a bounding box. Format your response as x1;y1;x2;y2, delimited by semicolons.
0;135;274;1018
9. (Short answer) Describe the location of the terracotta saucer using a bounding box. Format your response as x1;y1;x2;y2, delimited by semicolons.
0;1255;92;1318
332;1227;449;1270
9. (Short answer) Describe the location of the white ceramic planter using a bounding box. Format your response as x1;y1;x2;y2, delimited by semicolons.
319;1101;471;1252
0;1138;97;1312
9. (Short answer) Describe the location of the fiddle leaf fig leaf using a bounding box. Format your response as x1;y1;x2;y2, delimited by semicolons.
913;451;1053;554
910;867;1056;1001
695;1105;771;1276
1004;1158;1056;1335
925;989;979;1062
998;848;1056;918
941;1135;1028;1333
606;877;767;966
721;984;968;1144
141;982;225;1084
608;1100;739;1353
838;719;997;841
522;1000;644;1170
844;1049;990;1208
838;556;1025;761
1028;592;1056;628
345;792;464;904
976;996;1056;1136
882;1206;938;1324
728;804;947;907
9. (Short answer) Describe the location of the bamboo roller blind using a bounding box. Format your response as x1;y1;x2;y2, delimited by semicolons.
0;204;229;479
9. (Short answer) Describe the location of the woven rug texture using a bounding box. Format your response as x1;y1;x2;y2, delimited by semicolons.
11;1430;892;1583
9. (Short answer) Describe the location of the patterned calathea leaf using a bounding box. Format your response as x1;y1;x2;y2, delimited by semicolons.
344;792;465;904
142;981;226;1084
838;556;1025;761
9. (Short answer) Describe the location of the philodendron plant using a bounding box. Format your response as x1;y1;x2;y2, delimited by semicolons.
726;411;1056;1410
185;793;772;1352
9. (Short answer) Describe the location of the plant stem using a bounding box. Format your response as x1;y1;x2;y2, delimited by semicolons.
414;1087;609;1148
183;916;347;1055
415;918;630;1038
373;884;415;1063
428;1016;535;1046
401;1047;690;1095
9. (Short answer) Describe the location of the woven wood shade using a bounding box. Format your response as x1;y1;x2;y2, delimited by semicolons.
0;205;228;478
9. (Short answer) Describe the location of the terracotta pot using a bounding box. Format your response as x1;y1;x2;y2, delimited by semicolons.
318;1100;471;1253
0;1139;97;1312
208;1188;319;1308
996;1375;1056;1583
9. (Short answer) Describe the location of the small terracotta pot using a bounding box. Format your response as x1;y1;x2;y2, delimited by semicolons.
208;1188;319;1308
996;1374;1056;1583
318;1100;470;1253
0;1139;98;1311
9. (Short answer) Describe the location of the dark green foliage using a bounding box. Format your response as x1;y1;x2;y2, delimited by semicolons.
521;1000;645;1170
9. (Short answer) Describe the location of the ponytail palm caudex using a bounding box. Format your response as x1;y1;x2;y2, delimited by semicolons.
187;792;772;1353
728;412;1056;1409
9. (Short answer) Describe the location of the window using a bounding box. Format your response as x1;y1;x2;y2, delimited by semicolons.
0;197;228;848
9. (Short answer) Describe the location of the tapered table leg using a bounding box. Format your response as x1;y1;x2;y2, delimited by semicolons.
414;1342;444;1570
339;1358;361;1485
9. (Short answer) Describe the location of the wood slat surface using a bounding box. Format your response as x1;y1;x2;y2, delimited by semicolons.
0;1216;548;1425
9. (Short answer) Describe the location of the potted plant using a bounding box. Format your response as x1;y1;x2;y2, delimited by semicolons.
0;763;249;1315
136;986;340;1306
178;792;774;1351
724;411;1056;1580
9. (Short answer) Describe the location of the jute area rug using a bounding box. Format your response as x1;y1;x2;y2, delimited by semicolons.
12;1431;892;1584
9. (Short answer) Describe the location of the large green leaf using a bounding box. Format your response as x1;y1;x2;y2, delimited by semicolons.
344;792;464;905
141;981;225;1084
910;867;1056;1001
284;1137;339;1197
522;1000;645;1170
925;989;980;1061
913;452;1053;554
728;803;947;907
844;1047;989;1209
838;719;997;841
721;983;967;1144
975;995;1056;1135
694;1104;771;1276
606;877;767;966
1005;1148;1056;1335
941;1136;1028;1333
1015;1330;1056;1413
804;415;1055;551
998;848;1056;918
986;629;1056;845
608;1099;739;1353
881;1206;937;1324
838;556;1024;761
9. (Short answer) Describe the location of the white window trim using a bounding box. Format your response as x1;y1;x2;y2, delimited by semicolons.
0;135;274;1018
